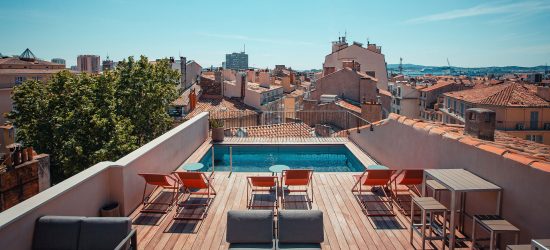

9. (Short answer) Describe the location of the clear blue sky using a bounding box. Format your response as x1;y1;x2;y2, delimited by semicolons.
1;0;549;70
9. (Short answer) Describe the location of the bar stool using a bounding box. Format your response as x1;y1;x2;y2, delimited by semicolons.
427;180;447;201
410;197;448;250
471;215;520;250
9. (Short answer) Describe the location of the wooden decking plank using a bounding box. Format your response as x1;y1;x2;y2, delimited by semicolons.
316;174;358;250
329;173;385;250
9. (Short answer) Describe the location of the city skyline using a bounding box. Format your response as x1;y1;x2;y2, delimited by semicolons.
1;0;549;69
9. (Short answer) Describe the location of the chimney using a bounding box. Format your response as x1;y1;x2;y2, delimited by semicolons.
180;57;187;89
464;108;496;141
361;102;382;122
536;86;550;101
239;73;246;100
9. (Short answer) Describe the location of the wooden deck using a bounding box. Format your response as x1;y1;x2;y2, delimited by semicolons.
130;172;459;250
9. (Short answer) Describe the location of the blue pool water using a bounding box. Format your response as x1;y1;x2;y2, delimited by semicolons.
198;145;365;172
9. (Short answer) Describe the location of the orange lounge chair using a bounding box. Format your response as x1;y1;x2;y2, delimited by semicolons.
281;169;313;208
172;171;216;220
138;173;178;214
391;169;424;215
247;176;279;210
352;169;396;216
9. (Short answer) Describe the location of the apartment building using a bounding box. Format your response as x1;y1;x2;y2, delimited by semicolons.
169;57;202;90
0;49;65;124
225;52;248;70
311;67;378;104
419;79;474;121
388;79;421;118
77;55;100;73
223;71;284;112
442;83;550;144
322;36;388;90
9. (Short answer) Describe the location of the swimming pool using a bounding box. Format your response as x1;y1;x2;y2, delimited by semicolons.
198;145;365;172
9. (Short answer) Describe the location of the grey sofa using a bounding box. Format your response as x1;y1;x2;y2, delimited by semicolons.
226;210;324;250
32;216;137;250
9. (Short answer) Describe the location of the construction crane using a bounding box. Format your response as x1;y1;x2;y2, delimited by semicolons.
398;57;403;75
447;58;453;75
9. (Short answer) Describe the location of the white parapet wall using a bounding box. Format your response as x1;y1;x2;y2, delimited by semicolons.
0;112;209;249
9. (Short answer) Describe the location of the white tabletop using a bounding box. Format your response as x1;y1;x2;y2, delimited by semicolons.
425;169;501;192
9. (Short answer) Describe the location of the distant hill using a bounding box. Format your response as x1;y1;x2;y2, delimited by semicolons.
387;64;547;72
386;64;548;76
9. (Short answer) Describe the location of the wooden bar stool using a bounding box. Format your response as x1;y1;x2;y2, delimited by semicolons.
471;215;520;250
410;197;448;250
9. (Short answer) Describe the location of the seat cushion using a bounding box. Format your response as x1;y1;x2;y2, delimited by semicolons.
228;242;275;250
226;210;274;244
278;210;323;244
33;216;85;250
78;217;131;250
278;243;322;250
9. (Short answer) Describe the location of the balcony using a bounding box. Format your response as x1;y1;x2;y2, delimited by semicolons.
0;112;549;249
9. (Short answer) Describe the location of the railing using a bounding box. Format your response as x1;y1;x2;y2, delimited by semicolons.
209;110;372;138
496;121;550;131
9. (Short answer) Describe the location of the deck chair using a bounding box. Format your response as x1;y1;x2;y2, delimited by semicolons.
172;171;217;220
137;173;178;214
390;169;424;216
247;176;278;211
351;169;396;216
281;170;313;208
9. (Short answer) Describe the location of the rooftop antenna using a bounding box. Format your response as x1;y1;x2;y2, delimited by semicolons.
367;37;370;45
399;57;403;75
243;44;246;53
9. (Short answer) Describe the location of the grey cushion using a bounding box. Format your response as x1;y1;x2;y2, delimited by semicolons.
278;243;322;250
78;217;131;250
278;210;324;244
228;242;275;250
227;210;274;244
33;216;85;250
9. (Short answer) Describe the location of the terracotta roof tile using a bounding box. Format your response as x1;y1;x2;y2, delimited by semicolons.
445;82;549;107
185;97;258;120
335;100;361;113
503;152;538;165
379;113;550;164
227;123;314;137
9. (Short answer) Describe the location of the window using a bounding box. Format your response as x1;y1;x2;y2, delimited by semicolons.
526;135;543;143
453;100;457;113
460;103;464;116
447;98;451;109
395;99;400;105
397;87;401;97
15;76;26;84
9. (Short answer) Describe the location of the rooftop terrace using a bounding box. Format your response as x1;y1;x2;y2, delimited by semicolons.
0;111;549;249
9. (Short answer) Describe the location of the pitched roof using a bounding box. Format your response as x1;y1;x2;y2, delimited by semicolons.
226;123;314;137
444;83;549;107
0;57;62;67
336;100;361;113
184;97;258;119
419;81;453;92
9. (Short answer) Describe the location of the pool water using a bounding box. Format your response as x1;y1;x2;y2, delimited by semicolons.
198;145;365;172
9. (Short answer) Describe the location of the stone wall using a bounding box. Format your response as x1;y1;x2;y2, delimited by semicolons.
0;154;49;211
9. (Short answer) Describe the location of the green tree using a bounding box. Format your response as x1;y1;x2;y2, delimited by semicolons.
9;56;179;182
115;56;179;145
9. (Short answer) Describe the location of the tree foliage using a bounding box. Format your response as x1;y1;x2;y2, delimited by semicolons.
9;56;179;182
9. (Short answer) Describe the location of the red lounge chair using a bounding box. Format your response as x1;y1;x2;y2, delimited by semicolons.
281;169;313;208
352;169;396;216
247;176;279;210
138;173;178;214
172;171;216;220
391;169;424;215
